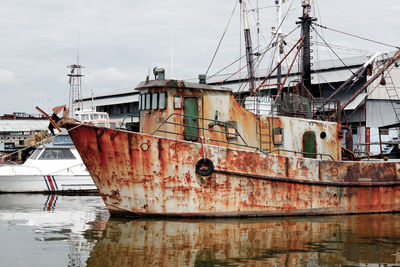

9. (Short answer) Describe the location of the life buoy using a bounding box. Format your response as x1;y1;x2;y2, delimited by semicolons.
195;158;214;176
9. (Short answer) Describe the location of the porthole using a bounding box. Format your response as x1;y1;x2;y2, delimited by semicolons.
320;132;326;139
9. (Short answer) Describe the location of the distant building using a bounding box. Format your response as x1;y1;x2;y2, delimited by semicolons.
78;88;140;124
0;113;49;161
206;52;400;156
0;117;48;146
82;53;400;156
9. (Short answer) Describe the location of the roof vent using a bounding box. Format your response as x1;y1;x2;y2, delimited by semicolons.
153;67;165;80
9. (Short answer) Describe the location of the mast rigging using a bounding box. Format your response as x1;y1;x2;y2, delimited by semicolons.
240;0;256;94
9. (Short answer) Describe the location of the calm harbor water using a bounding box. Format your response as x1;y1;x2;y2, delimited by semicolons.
2;194;400;266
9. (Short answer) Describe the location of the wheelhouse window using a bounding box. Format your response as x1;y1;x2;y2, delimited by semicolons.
39;148;76;160
145;93;152;110
140;92;167;110
152;93;158;110
29;148;43;160
81;114;90;121
140;94;145;110
159;92;167;109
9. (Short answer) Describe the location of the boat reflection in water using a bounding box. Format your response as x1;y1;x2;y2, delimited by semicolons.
86;214;400;266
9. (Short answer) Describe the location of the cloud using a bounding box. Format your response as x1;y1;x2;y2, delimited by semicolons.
0;0;399;115
0;69;17;86
84;67;142;92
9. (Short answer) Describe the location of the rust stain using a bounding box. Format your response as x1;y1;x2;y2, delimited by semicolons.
58;81;400;218
66;123;400;217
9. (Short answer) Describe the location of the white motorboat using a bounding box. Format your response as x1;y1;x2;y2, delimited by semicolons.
0;134;97;193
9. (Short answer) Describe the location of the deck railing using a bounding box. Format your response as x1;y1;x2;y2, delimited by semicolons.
151;113;261;150
263;148;334;160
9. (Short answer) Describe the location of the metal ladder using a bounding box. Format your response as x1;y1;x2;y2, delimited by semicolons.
259;117;276;152
383;67;400;123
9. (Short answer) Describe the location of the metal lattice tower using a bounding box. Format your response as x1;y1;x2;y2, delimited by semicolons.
67;64;84;117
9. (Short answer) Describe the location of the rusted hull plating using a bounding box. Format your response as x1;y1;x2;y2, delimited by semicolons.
68;124;400;217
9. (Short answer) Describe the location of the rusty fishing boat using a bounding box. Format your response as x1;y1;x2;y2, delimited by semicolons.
55;1;400;217
56;62;400;217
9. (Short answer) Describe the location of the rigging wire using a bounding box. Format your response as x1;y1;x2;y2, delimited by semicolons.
313;22;400;50
345;64;397;121
224;25;300;93
246;0;268;45
235;0;297;94
312;0;323;98
205;1;239;76
311;41;373;55
253;0;296;72
248;6;276;11
311;25;356;76
208;0;299;93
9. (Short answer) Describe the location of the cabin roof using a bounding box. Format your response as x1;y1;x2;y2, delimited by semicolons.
0;120;49;132
136;79;232;92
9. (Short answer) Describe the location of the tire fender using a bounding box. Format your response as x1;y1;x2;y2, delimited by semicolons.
195;158;214;176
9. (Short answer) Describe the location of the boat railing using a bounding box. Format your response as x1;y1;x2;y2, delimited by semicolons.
119;114;139;132
7;164;42;176
263;148;334;160
311;98;338;120
151;113;261;151
241;95;338;120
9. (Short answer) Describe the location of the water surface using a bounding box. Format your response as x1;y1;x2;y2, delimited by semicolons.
2;194;400;266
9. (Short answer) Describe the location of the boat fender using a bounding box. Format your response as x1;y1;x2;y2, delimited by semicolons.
196;158;214;176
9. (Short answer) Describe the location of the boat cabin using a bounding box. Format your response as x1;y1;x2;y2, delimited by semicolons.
74;110;119;128
137;79;342;160
28;135;77;161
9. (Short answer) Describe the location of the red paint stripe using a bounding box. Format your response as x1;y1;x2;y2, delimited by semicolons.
47;195;55;211
47;175;55;191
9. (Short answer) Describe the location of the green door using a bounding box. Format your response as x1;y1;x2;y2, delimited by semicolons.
302;131;316;158
183;97;199;141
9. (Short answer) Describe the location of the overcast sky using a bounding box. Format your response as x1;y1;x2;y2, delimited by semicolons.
0;0;399;115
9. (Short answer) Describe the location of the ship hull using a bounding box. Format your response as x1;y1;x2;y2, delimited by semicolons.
0;174;97;193
68;124;400;217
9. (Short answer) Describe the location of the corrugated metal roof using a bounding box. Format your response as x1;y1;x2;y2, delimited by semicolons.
81;94;139;108
83;87;136;99
344;93;367;110
206;55;368;85
0;120;49;132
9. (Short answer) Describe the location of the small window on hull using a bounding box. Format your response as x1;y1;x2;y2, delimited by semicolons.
174;96;182;109
273;128;284;145
225;121;238;141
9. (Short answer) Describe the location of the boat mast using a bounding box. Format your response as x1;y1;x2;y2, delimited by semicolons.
67;64;84;118
240;0;256;94
297;0;317;96
68;33;84;118
274;0;285;93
